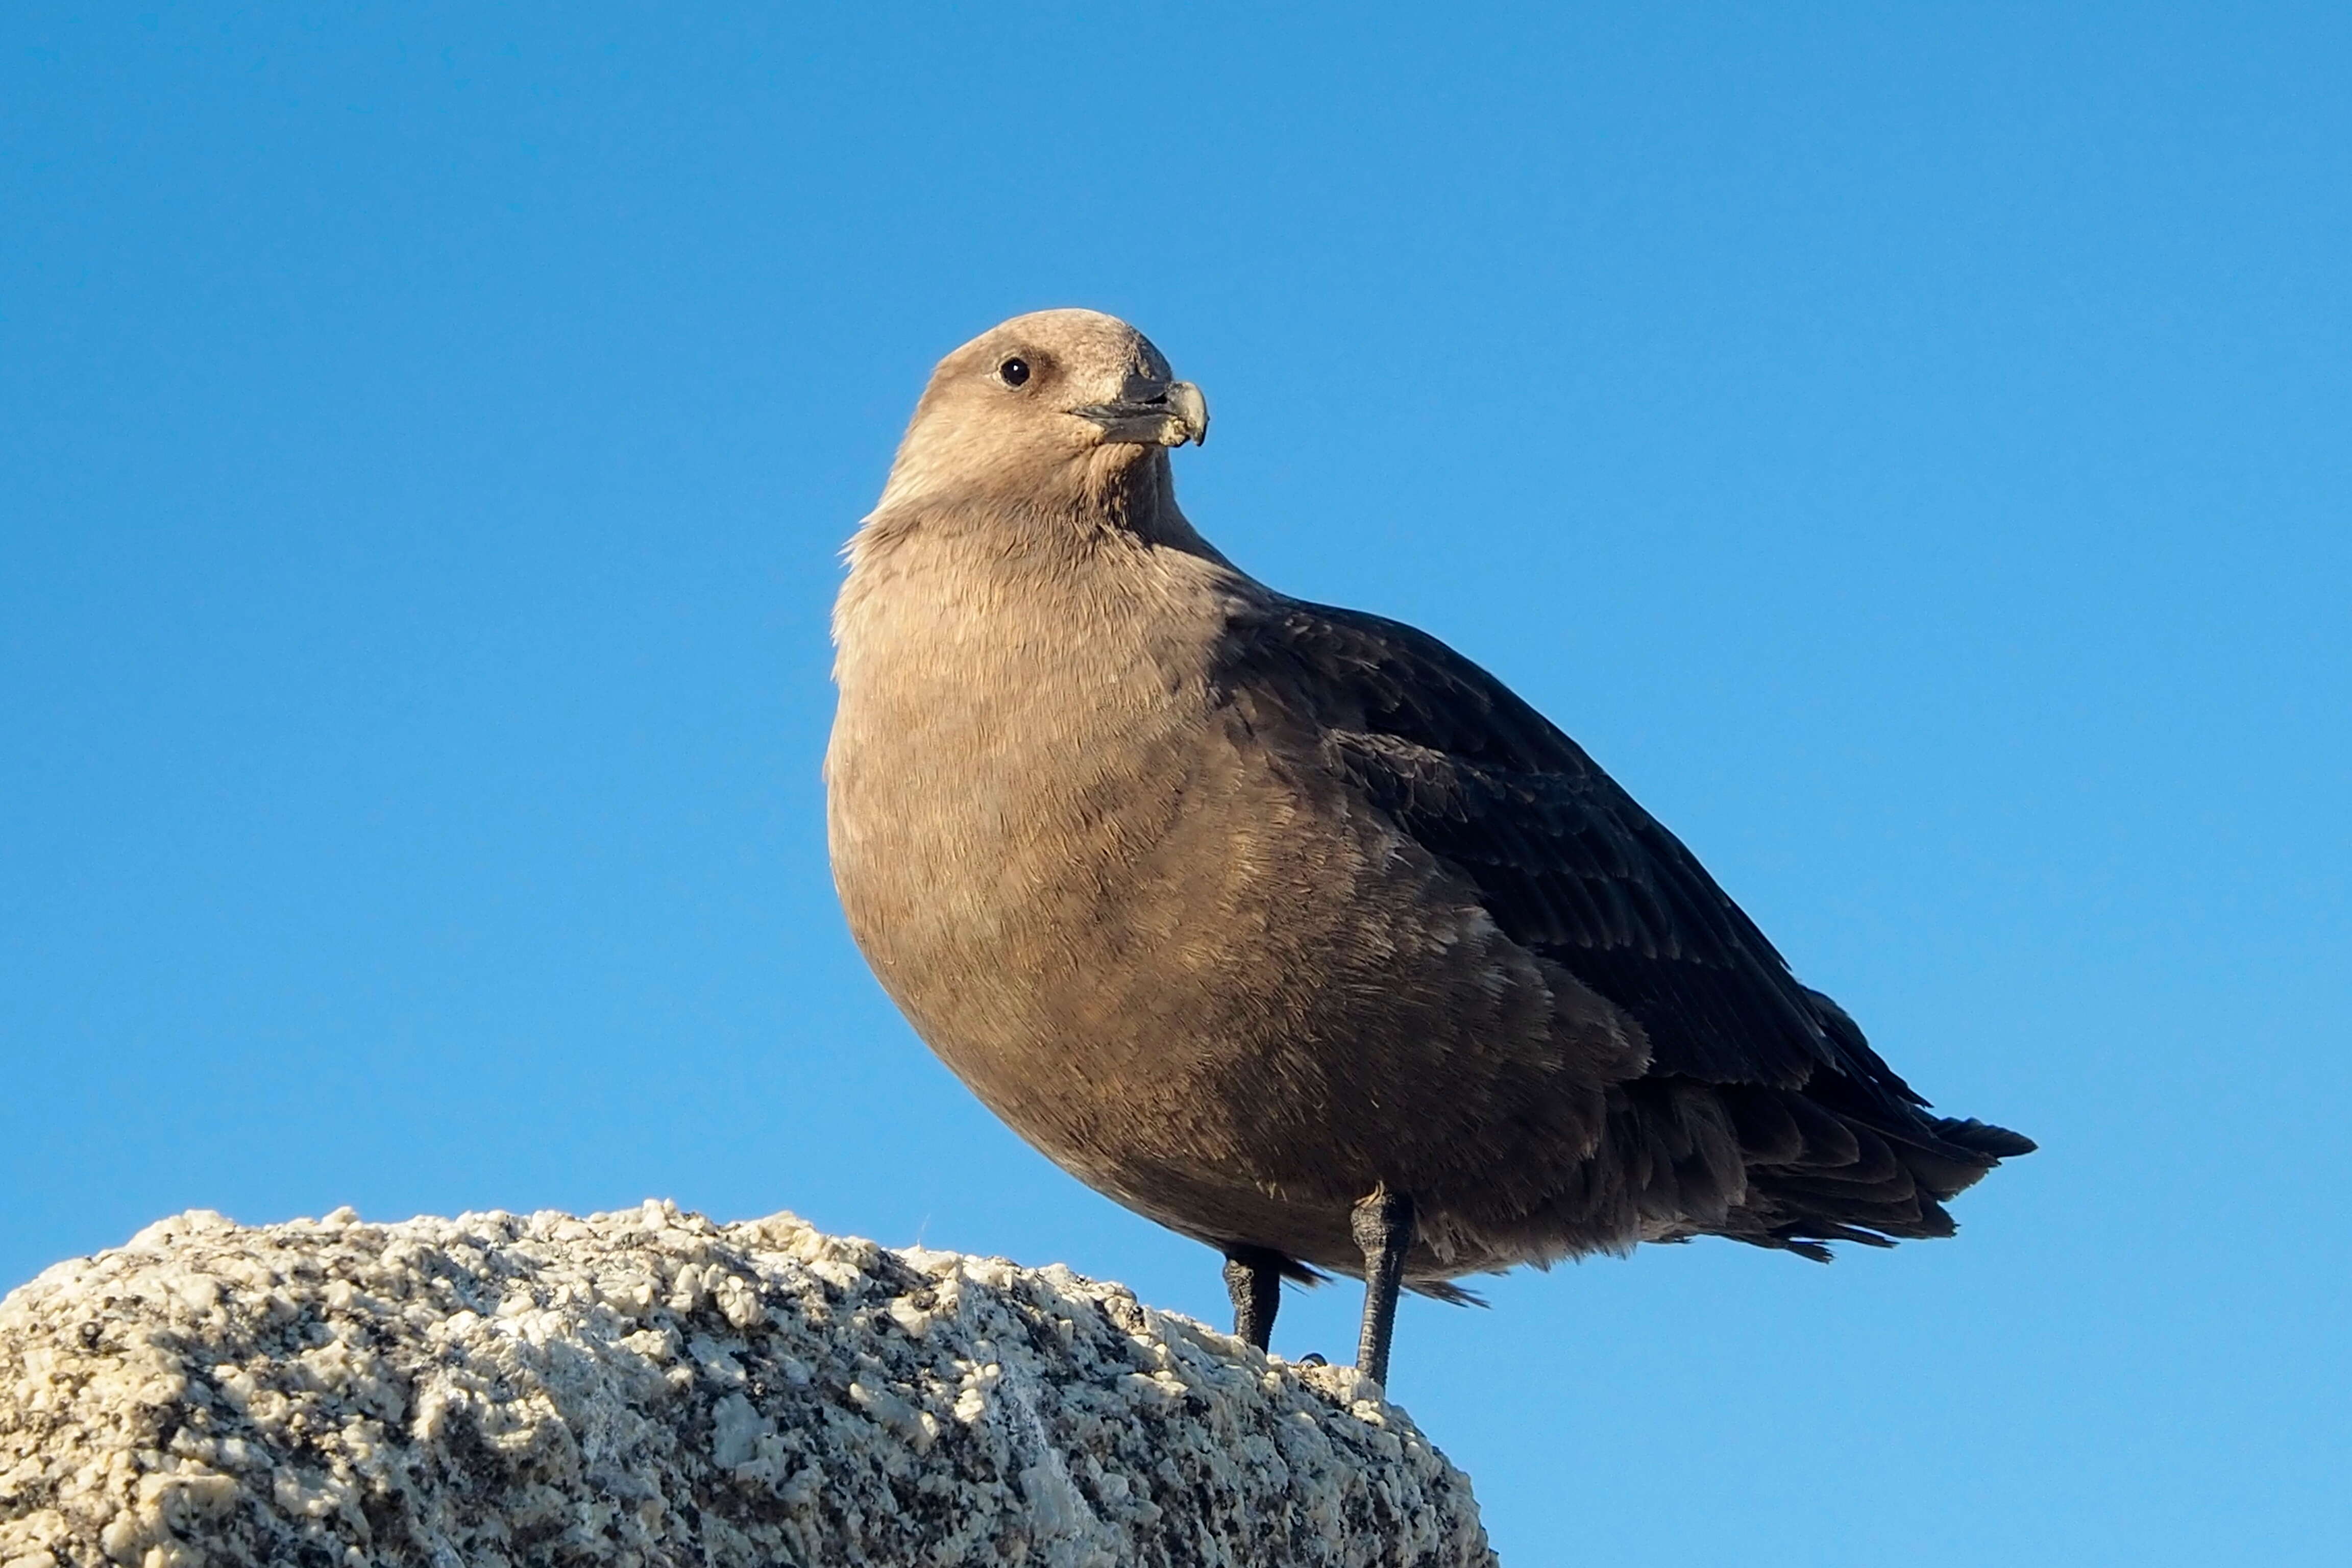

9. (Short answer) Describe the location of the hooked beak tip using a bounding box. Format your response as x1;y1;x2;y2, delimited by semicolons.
1166;381;1209;446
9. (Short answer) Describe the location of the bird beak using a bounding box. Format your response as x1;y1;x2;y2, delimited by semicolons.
1073;380;1210;448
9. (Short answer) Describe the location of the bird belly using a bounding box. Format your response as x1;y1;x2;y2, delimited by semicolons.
829;687;1648;1278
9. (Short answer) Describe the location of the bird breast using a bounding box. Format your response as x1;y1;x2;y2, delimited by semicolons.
827;535;1258;1084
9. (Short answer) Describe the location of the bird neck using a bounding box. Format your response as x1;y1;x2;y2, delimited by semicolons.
848;449;1230;580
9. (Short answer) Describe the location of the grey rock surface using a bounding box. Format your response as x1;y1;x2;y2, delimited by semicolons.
0;1204;1495;1568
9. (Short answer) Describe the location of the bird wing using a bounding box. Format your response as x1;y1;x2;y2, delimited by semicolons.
1223;596;1924;1110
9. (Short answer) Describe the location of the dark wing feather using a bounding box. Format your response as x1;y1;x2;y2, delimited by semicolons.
1228;598;1924;1114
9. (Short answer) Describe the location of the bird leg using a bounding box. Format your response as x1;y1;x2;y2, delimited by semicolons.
1350;1186;1416;1387
1221;1247;1284;1350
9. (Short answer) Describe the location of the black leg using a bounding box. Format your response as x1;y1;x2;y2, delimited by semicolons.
1222;1247;1283;1350
1350;1186;1415;1387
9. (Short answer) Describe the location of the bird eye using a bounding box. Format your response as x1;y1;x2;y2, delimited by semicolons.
997;357;1031;388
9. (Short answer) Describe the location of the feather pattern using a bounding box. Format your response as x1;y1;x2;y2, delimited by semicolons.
1223;596;2033;1254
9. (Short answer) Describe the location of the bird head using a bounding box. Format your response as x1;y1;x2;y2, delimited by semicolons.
876;309;1209;515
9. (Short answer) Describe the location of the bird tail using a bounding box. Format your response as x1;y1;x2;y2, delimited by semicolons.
1726;1083;2035;1261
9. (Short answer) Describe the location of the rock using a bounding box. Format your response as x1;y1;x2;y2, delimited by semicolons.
0;1204;1496;1567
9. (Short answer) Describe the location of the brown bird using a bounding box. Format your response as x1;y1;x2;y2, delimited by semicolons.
826;308;2032;1387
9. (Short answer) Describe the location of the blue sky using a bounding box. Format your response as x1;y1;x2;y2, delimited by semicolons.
4;5;2347;1562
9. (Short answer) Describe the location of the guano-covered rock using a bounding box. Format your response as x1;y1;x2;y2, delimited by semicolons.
0;1204;1494;1567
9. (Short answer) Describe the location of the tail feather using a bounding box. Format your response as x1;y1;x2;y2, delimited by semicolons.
1721;1077;2031;1258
